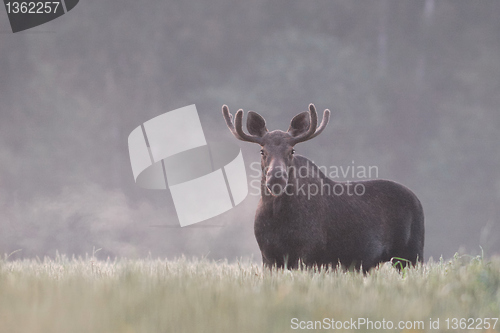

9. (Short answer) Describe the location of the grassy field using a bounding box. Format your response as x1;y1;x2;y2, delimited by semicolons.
0;253;499;333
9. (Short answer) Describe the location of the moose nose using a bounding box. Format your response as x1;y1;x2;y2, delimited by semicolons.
266;168;288;196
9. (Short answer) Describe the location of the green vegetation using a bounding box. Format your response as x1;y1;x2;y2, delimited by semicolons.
0;253;499;333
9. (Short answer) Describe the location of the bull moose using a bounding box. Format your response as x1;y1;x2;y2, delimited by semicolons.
222;104;424;271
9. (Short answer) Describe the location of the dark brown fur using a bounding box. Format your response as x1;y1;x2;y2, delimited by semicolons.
223;104;424;271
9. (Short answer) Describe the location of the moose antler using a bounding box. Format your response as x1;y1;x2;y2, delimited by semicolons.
291;104;331;144
310;108;330;139
222;105;263;144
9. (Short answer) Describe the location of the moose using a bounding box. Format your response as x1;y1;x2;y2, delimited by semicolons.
222;104;424;271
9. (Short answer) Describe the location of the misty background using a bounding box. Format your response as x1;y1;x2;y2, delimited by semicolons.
0;0;499;261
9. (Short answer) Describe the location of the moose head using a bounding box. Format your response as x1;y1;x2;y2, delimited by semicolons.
222;104;330;196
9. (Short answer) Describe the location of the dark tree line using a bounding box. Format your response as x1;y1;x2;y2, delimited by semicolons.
0;0;499;260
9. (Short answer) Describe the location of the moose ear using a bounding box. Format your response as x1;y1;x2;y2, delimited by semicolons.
288;111;310;137
247;111;268;137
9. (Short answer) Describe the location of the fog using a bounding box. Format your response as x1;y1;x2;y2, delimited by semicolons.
0;0;499;261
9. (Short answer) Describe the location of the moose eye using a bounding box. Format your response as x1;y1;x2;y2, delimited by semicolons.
260;149;265;155
291;149;295;155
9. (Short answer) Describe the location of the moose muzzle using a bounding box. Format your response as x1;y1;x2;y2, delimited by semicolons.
266;166;289;196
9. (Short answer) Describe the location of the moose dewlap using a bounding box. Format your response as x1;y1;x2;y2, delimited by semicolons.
222;104;424;271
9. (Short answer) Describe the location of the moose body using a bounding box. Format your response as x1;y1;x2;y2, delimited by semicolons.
223;104;424;271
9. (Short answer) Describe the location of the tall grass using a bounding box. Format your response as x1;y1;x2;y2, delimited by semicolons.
0;253;498;333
